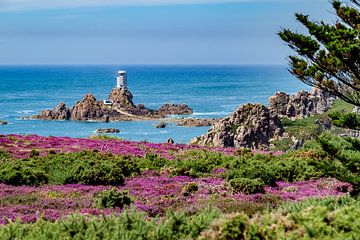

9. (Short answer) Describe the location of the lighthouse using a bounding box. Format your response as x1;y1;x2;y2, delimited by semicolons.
116;70;127;90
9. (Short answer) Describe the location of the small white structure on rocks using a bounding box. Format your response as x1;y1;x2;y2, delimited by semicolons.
103;100;113;105
116;70;127;90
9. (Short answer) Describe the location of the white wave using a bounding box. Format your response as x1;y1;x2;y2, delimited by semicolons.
16;110;35;114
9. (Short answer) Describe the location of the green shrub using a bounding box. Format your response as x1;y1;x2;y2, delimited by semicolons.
199;213;248;240
317;132;360;195
0;151;140;186
1;198;360;239
29;149;40;157
0;208;220;240
89;135;123;140
93;188;132;209
0;149;10;159
201;196;360;240
278;195;359;214
234;148;253;157
48;150;56;155
229;178;265;194
0;161;48;186
329;111;360;130
181;183;198;196
138;154;168;171
280;117;294;127
169;151;230;178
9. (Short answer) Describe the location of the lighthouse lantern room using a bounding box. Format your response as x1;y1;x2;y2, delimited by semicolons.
116;70;127;90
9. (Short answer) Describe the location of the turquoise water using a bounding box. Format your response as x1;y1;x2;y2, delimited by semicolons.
0;65;308;143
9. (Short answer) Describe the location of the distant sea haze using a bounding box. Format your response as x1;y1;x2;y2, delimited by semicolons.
0;65;309;143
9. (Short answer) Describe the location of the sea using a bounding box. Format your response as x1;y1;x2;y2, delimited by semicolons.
0;65;309;143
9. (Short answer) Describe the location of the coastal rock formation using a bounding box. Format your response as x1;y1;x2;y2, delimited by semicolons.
33;103;71;120
113;103;193;118
193;104;284;149
127;104;154;117
175;118;217;127
269;88;336;119
71;94;120;121
108;88;135;109
155;122;167;128
33;88;194;122
96;128;120;133
156;104;193;116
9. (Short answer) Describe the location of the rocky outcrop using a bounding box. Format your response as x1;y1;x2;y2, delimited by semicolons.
33;103;71;120
193;88;336;149
156;104;193;116
96;128;120;133
269;88;336;119
108;88;135;109
127;104;154;117
155;122;167;128
174;118;218;127
193;104;284;149
34;88;194;122
71;94;120;121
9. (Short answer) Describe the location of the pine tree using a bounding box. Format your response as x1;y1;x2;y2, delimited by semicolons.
279;0;360;130
280;1;360;195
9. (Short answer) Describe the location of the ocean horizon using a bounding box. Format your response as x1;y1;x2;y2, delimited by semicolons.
0;64;309;143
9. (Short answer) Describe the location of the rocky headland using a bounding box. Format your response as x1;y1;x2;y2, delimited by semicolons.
33;88;193;122
193;87;336;149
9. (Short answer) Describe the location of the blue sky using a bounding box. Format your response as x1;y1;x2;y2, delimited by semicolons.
0;0;332;65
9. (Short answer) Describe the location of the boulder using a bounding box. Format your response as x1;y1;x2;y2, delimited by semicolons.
193;103;284;149
96;128;120;133
33;103;71;120
155;122;167;128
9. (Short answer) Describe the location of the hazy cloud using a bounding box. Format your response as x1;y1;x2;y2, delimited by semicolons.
0;0;272;12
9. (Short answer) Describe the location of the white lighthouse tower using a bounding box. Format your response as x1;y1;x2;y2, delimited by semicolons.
116;70;127;90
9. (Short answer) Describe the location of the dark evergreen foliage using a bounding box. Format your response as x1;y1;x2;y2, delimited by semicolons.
279;0;360;106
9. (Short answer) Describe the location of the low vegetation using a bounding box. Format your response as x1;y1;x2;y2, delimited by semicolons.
0;131;359;239
272;99;354;151
1;196;359;239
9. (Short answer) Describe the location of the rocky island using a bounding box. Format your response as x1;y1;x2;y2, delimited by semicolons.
33;71;193;122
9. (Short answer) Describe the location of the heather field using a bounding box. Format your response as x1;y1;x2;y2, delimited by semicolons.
0;133;360;239
0;134;237;159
